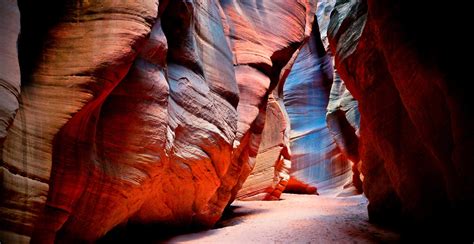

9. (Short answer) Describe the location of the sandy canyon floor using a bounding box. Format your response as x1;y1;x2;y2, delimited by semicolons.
163;193;400;243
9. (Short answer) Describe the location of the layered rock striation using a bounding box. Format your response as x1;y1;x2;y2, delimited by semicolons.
328;0;474;239
0;0;316;242
236;92;291;201
283;19;352;194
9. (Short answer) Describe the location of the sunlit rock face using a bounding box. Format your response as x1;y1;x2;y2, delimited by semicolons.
226;0;317;201
329;0;474;239
316;2;361;182
0;0;315;242
234;0;363;199
236;92;291;200
283;20;352;194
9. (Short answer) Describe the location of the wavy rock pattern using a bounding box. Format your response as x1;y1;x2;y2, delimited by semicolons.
2;1;160;242
239;1;361;198
226;0;316;201
0;0;315;242
326;73;360;162
283;21;351;194
326;72;362;192
0;1;32;243
0;0;20;155
236;93;291;200
316;0;335;50
328;0;474;239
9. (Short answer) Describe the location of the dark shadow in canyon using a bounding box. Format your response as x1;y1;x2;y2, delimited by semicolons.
98;205;268;243
98;221;204;243
213;205;269;229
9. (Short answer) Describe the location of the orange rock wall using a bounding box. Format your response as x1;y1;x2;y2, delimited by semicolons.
0;0;316;242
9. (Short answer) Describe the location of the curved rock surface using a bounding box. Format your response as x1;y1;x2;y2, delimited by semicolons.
226;0;316;201
0;0;20;162
316;0;335;51
283;21;352;194
0;1;25;243
326;72;362;192
239;0;362;197
236;92;291;200
0;0;316;242
326;73;360;163
328;0;474;239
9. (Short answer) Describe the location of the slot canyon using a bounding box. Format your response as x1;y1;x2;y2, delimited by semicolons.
0;0;472;243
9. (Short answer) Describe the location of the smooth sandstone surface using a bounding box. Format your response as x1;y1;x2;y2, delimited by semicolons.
226;0;316;201
326;72;362;192
0;0;20;153
328;0;474;238
236;93;291;200
0;0;316;242
0;1;33;243
283;20;352;194
3;0;472;241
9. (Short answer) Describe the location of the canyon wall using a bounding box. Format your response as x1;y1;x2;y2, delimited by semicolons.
236;92;291;200
328;0;473;239
224;0;316;202
0;0;316;242
0;1;23;242
0;0;20;165
3;0;472;241
326;72;362;192
283;10;352;195
240;0;361;198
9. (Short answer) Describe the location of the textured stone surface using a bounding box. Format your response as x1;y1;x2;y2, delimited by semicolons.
0;0;316;242
328;0;474;239
316;0;335;51
0;0;20;161
326;73;360;163
237;0;361;199
236;93;291;200
326;72;362;192
283;21;352;195
0;1;28;243
2;1;160;242
226;0;316;201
